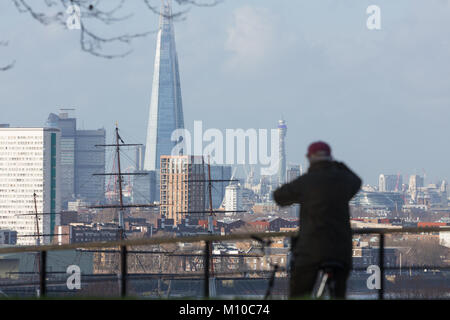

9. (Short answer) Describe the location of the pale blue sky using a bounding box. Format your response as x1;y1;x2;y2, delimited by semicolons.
0;0;449;185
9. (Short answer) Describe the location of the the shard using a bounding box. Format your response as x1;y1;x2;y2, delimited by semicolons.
144;0;185;171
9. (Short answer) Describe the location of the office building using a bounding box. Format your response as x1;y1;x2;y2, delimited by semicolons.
0;127;61;245
46;111;105;206
75;129;106;204
409;175;424;192
160;155;205;225
379;174;401;192
224;184;242;213
46;112;76;206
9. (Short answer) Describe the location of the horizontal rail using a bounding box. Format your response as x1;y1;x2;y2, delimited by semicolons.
0;226;449;255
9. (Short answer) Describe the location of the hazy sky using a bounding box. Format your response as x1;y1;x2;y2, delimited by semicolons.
0;0;449;185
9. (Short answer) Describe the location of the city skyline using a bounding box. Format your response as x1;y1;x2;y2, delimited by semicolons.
0;1;449;303
0;1;449;186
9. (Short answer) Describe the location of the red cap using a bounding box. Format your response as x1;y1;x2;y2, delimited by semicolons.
307;141;331;157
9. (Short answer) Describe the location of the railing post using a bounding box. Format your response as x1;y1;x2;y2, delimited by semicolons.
39;250;47;297
120;245;127;297
379;233;384;300
204;241;210;299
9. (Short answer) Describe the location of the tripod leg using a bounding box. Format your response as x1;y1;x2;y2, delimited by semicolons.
313;271;328;298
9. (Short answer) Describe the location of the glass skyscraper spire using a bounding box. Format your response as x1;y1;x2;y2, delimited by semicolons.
144;0;185;171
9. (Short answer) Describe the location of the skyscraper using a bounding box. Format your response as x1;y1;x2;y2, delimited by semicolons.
224;184;242;214
409;174;424;202
0;127;61;245
75;129;106;204
46;112;76;206
409;175;424;192
144;1;185;172
278;120;287;186
379;174;401;192
46;111;105;206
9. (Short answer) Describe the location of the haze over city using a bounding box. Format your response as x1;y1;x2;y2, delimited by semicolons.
1;0;449;185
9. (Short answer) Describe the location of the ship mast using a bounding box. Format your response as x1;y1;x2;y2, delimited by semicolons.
91;122;158;240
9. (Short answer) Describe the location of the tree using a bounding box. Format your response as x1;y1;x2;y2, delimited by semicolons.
1;0;222;70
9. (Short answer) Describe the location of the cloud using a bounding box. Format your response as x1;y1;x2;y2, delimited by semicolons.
224;6;277;69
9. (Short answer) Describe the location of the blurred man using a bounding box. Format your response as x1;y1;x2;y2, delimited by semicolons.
273;141;361;298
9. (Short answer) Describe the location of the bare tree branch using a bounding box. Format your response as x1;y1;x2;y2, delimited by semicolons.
0;41;15;71
1;0;222;69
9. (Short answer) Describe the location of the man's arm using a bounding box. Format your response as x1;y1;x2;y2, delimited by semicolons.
273;177;304;207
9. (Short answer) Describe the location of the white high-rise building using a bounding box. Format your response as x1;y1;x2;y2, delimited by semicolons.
379;174;401;192
224;184;242;214
0;128;61;245
277;120;287;186
409;175;424;193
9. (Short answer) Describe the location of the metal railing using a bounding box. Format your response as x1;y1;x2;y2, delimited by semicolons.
0;226;449;299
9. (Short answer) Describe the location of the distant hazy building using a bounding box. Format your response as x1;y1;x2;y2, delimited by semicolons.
350;191;404;213
0;127;61;245
379;174;401;192
67;199;88;212
287;166;301;183
74;129;106;204
409;175;424;192
206;165;232;209
132;170;157;204
224;184;242;213
440;180;448;206
135;145;145;171
408;175;424;202
160;155;205;225
286;165;301;217
259;175;276;202
277;120;287;186
46;111;105;207
46;112;76;206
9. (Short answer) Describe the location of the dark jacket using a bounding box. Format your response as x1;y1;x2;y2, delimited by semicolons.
273;160;361;268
